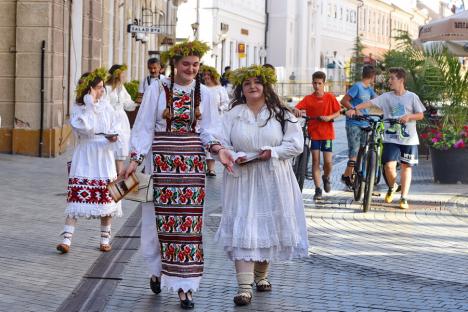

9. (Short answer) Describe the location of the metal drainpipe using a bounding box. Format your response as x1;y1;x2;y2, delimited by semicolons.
39;40;45;157
66;0;72;117
264;0;268;64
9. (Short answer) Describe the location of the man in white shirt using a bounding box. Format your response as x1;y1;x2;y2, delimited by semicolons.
136;58;161;103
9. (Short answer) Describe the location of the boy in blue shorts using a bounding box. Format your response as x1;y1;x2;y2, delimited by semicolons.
346;67;425;209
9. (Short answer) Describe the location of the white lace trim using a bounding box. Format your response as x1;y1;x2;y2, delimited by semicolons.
160;275;201;293
225;246;309;262
65;202;122;219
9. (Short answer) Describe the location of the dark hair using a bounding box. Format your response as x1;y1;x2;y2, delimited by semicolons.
388;67;406;82
312;71;326;82
162;55;202;123
107;64;125;88
362;65;376;79
263;63;274;70
230;77;295;133
147;58;160;66
76;73;103;105
224;66;231;71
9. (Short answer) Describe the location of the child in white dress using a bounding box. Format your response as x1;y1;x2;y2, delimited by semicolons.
211;65;309;306
105;64;137;174
57;68;123;254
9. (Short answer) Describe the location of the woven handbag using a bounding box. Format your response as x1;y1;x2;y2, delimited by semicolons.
125;171;153;202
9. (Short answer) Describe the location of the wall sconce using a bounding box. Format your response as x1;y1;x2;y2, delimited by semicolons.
191;22;200;38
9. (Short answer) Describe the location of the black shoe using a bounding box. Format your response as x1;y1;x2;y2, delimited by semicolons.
322;175;331;193
341;175;353;188
149;276;161;294
313;187;323;200
178;289;194;310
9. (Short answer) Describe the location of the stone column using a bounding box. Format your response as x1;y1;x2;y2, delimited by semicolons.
82;0;103;72
12;0;71;157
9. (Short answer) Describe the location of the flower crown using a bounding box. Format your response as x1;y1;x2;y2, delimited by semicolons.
161;40;210;65
75;67;109;99
200;65;220;81
110;64;128;78
228;65;277;87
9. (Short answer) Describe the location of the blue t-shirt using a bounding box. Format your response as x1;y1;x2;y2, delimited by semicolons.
345;82;376;127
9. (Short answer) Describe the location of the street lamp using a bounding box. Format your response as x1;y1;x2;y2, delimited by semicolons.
191;22;199;39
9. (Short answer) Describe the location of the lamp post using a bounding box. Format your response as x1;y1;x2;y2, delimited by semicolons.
191;22;199;40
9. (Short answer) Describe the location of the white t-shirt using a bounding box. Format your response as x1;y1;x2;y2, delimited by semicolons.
371;91;426;145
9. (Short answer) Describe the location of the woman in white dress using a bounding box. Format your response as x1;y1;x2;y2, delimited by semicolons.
56;68;122;254
124;40;234;310
200;65;229;176
212;65;309;306
105;64;137;173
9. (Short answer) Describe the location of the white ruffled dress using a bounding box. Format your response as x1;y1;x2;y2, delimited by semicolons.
65;95;122;219
215;104;309;261
105;85;137;159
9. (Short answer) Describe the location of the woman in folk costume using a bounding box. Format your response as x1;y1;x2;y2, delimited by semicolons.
213;65;309;306
57;68;123;254
124;40;234;310
105;64;137;172
200;65;229;176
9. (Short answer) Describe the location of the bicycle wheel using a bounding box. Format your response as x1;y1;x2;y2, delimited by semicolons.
363;150;377;212
293;145;308;191
353;146;366;201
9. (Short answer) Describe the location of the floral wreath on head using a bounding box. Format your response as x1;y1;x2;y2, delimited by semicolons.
161;40;210;65
75;67;108;99
110;64;128;78
228;65;277;87
200;65;220;81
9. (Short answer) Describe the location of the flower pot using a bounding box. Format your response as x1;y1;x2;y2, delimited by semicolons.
430;147;468;184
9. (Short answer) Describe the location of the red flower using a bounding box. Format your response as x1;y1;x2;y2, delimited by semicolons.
160;163;169;171
181;94;190;102
167;216;176;227
174;157;182;167
155;155;163;166
179;113;190;120
185;189;193;198
175;100;184;108
184;245;191;255
420;133;429;139
184;217;193;226
178;251;186;262
180;164;188;172
179;195;187;204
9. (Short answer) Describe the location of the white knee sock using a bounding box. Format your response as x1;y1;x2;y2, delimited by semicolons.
236;272;254;295
61;225;75;246
100;225;111;245
254;262;270;285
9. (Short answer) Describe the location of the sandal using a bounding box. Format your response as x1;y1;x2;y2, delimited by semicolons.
56;243;70;254
233;291;252;306
206;170;216;177
99;244;112;252
178;288;194;310
255;279;272;292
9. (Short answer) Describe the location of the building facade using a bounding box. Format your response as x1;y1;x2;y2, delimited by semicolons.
176;0;266;74
0;0;182;157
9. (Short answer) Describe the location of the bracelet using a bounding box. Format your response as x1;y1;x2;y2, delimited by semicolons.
129;152;144;166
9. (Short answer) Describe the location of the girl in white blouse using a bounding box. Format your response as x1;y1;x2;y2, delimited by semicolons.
213;65;309;306
57;68;122;254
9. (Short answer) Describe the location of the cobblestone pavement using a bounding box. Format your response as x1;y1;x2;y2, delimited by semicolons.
1;118;467;311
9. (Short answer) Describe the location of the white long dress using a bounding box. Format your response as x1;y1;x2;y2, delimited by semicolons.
205;85;228;161
65;95;122;218
105;85;137;160
215;104;309;261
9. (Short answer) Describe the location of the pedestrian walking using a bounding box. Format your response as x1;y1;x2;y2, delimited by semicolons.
124;40;234;310
136;58;162;103
213;65;309;306
293;71;342;200
200;64;229;176
341;65;377;188
56;68;122;254
105;64;137;174
346;67;425;209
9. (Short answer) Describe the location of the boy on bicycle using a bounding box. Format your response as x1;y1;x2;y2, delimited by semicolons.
346;67;425;209
341;65;377;189
294;71;342;200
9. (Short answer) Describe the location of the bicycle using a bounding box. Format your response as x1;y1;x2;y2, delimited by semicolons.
350;115;407;212
292;116;335;191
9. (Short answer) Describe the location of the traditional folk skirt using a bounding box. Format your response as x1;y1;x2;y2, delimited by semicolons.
152;132;206;292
